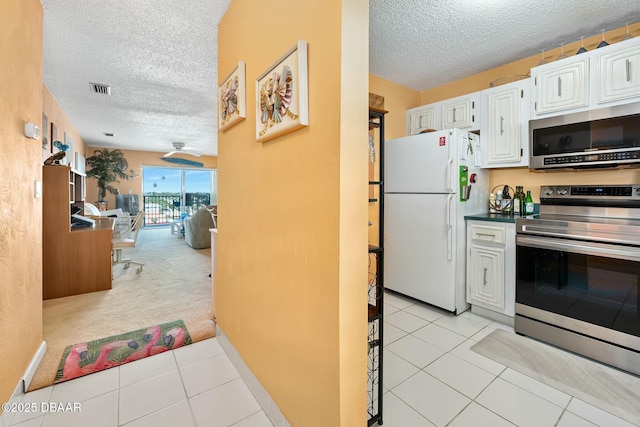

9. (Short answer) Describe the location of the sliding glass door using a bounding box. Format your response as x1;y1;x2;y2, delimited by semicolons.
142;166;217;226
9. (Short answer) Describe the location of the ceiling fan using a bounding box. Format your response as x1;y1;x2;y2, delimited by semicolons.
163;142;201;157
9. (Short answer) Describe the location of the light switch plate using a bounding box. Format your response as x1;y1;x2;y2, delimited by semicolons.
34;180;42;199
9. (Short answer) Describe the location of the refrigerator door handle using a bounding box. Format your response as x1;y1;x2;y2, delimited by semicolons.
446;157;453;193
447;194;453;261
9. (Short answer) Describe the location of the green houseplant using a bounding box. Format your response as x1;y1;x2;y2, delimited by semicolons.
86;148;129;208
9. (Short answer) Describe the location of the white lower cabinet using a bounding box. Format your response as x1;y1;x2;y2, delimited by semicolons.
466;220;515;317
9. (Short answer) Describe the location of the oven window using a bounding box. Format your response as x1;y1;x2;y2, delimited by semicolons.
516;246;640;338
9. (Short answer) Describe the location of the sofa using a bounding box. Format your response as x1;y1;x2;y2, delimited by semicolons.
184;207;216;249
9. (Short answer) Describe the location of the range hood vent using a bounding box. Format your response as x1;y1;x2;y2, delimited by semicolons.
89;82;112;95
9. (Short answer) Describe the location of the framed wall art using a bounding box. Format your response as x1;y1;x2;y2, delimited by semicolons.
218;61;246;131
50;122;58;153
42;113;49;152
64;132;74;167
256;40;308;142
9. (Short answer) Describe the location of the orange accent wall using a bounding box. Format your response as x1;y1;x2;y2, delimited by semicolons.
369;75;421;139
217;0;368;425
42;85;87;166
0;0;44;409
83;148;218;209
419;23;640;201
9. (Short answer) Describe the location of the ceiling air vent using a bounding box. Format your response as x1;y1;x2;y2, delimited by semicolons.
89;82;111;95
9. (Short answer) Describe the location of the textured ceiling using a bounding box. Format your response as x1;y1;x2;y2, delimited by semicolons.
42;0;230;156
41;1;640;156
370;0;640;91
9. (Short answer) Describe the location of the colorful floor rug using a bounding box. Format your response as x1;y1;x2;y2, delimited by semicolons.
55;319;192;384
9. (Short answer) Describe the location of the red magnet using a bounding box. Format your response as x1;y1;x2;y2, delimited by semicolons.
469;173;477;183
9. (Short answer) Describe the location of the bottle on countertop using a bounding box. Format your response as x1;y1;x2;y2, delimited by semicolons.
489;193;496;213
495;189;503;213
514;186;524;216
502;185;512;214
524;190;535;215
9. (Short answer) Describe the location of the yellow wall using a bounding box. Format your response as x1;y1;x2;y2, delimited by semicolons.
217;0;368;425
369;75;421;139
421;24;640;104
0;0;44;409
419;23;640;201
42;85;87;166
83;148;218;209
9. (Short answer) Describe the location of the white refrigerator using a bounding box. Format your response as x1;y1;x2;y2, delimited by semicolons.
384;129;488;314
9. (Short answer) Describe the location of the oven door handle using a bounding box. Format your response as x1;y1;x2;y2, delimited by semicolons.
517;235;640;262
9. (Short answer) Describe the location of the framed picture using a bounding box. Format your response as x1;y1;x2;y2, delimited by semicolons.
256;40;308;142
75;152;86;173
50;122;58;153
42;113;49;152
218;61;246;131
64;132;74;167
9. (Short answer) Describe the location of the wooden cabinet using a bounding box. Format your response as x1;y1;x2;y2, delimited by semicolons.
407;93;479;136
442;93;478;129
466;221;515;318
597;37;640;104
531;37;640;118
408;105;437;135
481;79;530;168
531;56;589;115
43;165;114;300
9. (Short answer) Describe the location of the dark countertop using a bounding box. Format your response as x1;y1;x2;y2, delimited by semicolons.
465;213;519;223
465;211;540;224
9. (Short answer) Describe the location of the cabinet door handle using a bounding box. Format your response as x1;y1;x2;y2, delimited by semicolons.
626;59;631;82
483;267;488;286
500;116;504;135
419;115;423;128
476;232;496;240
453;107;457;123
558;77;562;97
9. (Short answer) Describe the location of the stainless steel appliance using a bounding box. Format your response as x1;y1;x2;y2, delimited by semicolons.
515;184;640;376
384;129;488;313
529;103;640;170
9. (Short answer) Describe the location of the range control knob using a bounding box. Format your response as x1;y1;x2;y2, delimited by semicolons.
557;188;568;196
543;187;554;196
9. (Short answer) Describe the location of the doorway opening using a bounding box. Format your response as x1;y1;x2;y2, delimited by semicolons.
142;166;217;226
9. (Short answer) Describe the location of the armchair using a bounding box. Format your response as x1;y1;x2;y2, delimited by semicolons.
184;207;215;249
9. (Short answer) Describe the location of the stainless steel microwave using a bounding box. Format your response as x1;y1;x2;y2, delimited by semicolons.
529;103;640;170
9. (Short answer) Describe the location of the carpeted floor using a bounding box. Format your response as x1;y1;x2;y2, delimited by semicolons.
30;226;215;391
471;329;640;426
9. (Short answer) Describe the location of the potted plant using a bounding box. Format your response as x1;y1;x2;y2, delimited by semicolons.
86;148;129;210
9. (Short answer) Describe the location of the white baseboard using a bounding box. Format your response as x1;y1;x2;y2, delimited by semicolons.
22;341;47;393
1;341;46;426
216;326;291;427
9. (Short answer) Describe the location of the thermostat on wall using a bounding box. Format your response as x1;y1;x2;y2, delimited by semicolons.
24;122;40;140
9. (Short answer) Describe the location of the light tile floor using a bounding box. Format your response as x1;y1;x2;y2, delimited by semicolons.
376;291;639;427
3;339;274;427
4;291;639;427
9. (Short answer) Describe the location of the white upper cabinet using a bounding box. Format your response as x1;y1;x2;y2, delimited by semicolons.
597;37;640;104
406;93;480;136
531;56;589;116
442;93;478;129
407;105;438;135
480;79;530;168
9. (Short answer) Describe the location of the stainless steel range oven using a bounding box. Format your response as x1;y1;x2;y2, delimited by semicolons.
515;185;640;376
